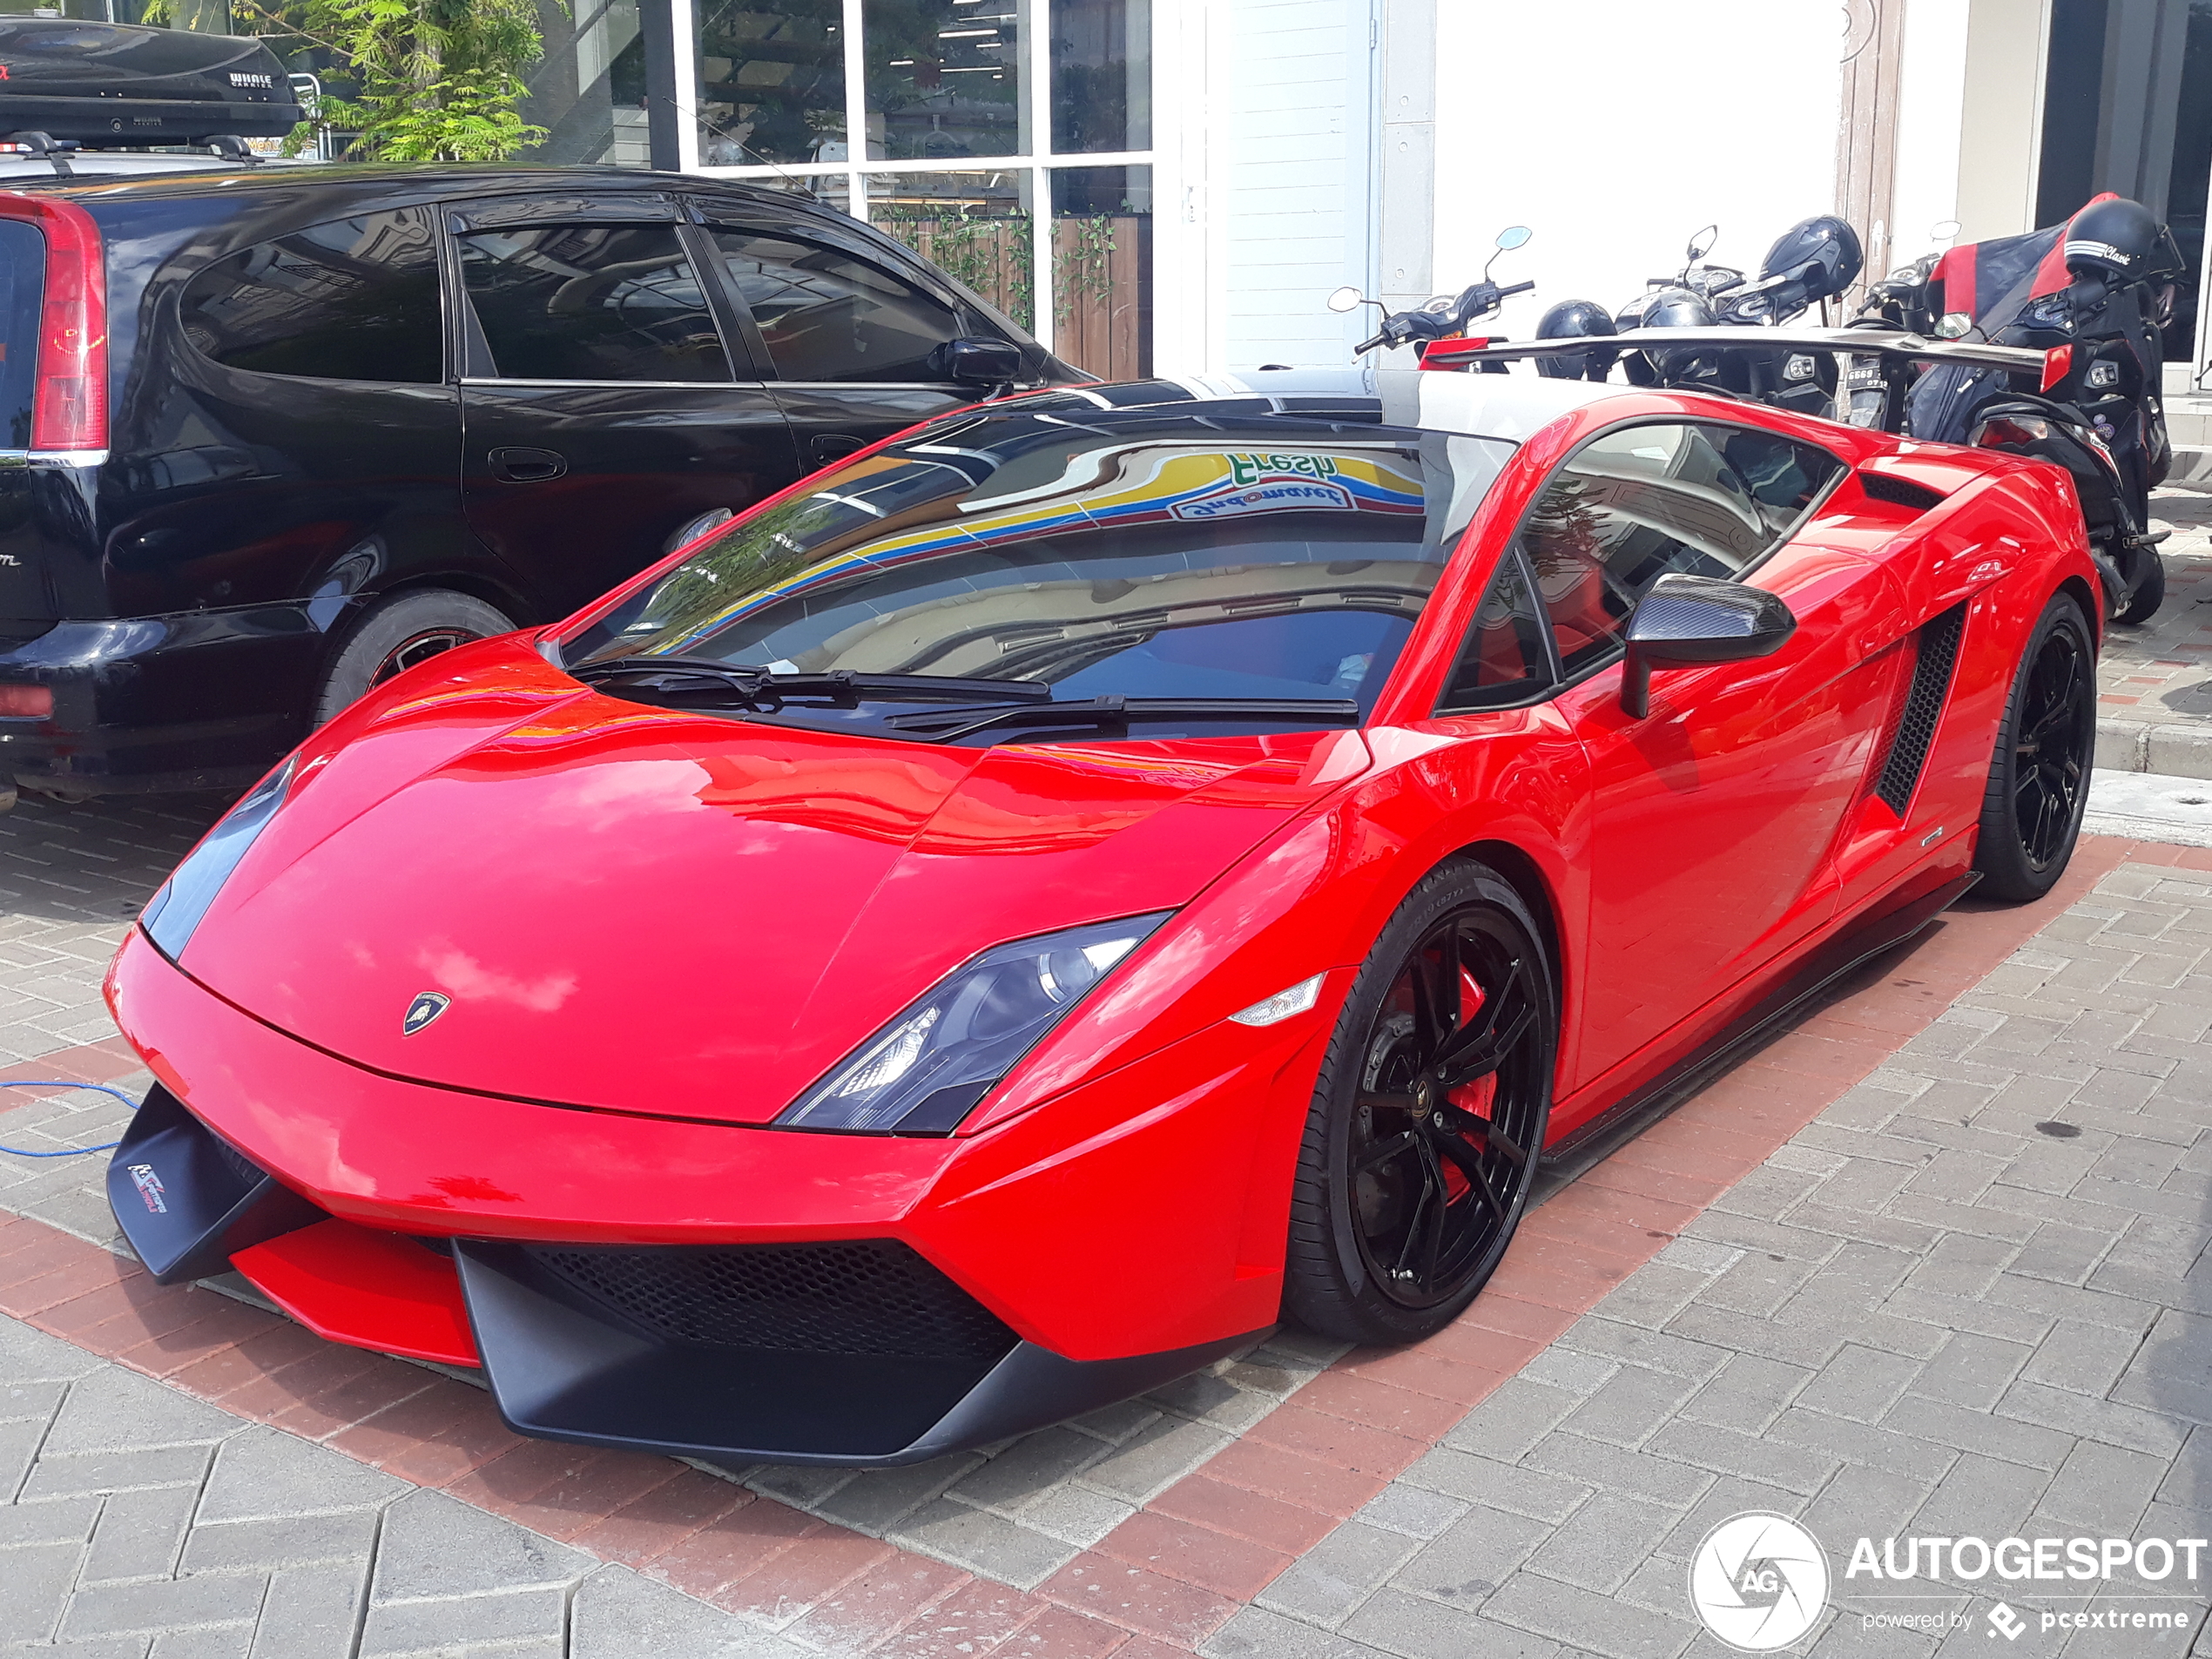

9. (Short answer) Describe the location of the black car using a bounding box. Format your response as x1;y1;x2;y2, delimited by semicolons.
0;163;1082;799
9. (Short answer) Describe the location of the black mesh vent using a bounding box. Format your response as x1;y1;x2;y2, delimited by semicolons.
1858;470;1947;514
1874;603;1967;814
206;1131;265;1190
525;1239;1018;1363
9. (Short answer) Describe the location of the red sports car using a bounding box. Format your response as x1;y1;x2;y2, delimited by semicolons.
105;368;2100;1466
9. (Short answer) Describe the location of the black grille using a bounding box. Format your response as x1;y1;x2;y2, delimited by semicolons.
206;1131;265;1190
1874;603;1966;814
1858;470;1947;514
524;1239;1018;1363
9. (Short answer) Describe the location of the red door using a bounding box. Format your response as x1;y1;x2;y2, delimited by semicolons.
1513;421;1903;1101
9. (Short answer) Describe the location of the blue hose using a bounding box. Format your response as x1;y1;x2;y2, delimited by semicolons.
0;1080;141;1157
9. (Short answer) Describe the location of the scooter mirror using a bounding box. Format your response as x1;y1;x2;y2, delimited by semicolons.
1687;224;1719;261
1495;226;1533;251
1325;285;1367;314
1930;219;1962;243
1934;312;1973;339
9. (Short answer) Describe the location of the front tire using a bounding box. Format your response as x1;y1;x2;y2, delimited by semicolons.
1973;593;2096;903
1284;861;1556;1345
2113;548;2165;624
313;590;516;727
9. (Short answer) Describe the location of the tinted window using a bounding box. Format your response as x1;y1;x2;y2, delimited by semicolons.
1439;548;1551;711
566;402;1518;740
179;209;442;383
0;219;40;446
1520;422;1784;678
710;230;961;381
458;224;729;382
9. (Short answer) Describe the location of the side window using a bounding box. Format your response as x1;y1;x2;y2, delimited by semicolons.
1521;422;1778;678
1711;426;1847;531
179;208;442;384
1438;548;1552;711
708;230;963;381
457;224;730;382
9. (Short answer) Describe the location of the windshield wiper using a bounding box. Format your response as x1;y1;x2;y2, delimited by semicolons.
883;695;1362;744
570;657;1053;706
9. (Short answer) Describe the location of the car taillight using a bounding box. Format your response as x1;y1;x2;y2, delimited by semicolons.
0;685;52;718
1978;415;2050;448
0;194;109;454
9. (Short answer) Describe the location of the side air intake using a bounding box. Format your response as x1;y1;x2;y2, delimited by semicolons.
1873;602;1967;815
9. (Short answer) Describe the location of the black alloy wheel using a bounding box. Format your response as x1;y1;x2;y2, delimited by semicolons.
1285;861;1555;1345
1973;593;2096;902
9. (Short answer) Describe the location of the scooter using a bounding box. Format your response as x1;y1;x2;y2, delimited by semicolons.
1905;195;2181;623
1330;226;1535;359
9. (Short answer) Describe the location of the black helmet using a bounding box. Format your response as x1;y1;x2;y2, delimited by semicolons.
1635;288;1716;382
1758;215;1864;300
2063;197;2165;280
1534;299;1618;380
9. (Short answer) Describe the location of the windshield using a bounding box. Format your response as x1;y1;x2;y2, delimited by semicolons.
563;395;1516;744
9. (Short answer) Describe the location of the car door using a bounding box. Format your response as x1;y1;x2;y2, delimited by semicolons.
449;196;803;620
1527;420;1900;1096
690;209;1007;471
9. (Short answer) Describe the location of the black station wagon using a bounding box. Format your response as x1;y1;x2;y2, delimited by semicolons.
0;164;1080;799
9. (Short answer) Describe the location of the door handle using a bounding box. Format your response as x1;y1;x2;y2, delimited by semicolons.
489;446;568;483
810;434;865;468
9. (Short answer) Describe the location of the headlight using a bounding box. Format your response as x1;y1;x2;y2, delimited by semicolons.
138;756;298;960
776;911;1172;1135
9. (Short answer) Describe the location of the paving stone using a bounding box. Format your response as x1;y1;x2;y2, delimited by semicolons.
1341;1587;1561;1659
181;1510;382;1574
1357;1484;1470;1541
1521;1488;1675;1594
1907;1332;2035;1410
60;1576;266;1642
1796;1346;1925;1425
1072;1413;1233;1504
889;1496;1077;1588
368;1488;593;1602
1478;1567;1696;1659
1523;1431;1713;1508
360;1587;570;1656
41;1369;240;1456
1257;1520;1420;1625
1203;1602;1402;1659
1437;1378;1582;1464
78;1485;199;1585
1386;1503;1542;1604
1395;1447;1588;1524
0;1537;78;1642
2037;1438;2172;1534
195;1424;408;1523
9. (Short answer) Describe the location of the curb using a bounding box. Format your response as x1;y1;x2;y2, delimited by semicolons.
2163;445;2212;490
2094;717;2212;779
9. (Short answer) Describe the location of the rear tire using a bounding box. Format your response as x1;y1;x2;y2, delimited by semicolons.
1973;593;2096;903
1284;860;1556;1346
2112;550;2165;624
313;590;516;727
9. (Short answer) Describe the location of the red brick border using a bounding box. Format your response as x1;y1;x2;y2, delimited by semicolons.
6;836;2206;1653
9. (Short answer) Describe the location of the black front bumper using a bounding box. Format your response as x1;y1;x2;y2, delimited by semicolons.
108;1087;1257;1467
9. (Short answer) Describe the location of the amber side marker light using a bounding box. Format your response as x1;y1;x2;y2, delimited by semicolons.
0;685;51;718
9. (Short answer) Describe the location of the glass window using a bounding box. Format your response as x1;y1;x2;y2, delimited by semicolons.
1050;165;1150;379
564;403;1520;742
0;219;41;447
1439;550;1552;712
696;0;846;166
457;225;729;383
1520;422;1778;678
868;170;1035;329
519;0;649;167
711;231;961;381
1052;0;1150;153
179;209;442;384
866;0;1025;161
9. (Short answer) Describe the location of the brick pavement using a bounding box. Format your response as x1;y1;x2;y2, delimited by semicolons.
3;799;2210;1655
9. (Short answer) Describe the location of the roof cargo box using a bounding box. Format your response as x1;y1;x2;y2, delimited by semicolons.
0;19;302;145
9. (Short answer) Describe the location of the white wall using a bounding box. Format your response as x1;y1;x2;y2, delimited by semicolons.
1214;0;1376;371
1427;3;1845;346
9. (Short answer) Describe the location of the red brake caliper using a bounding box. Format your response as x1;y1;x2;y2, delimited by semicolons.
1441;968;1493;1201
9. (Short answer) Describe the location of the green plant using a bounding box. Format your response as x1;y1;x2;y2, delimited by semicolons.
878;206;1035;328
218;0;554;161
1054;213;1116;327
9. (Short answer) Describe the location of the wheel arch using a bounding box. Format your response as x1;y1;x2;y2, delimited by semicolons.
371;570;535;628
1440;836;1567;1026
2055;572;2101;649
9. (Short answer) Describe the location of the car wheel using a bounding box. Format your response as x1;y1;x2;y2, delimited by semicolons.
2113;549;2165;625
1284;860;1556;1345
1973;593;2096;903
313;590;516;727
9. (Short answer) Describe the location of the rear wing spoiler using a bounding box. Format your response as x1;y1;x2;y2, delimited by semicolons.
1420;327;2056;380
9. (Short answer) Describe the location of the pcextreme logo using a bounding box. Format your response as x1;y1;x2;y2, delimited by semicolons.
1689;1513;1831;1651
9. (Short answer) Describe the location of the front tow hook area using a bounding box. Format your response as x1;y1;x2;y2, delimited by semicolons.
105;1084;321;1283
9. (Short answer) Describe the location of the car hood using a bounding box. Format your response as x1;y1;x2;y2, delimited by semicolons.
179;647;1368;1125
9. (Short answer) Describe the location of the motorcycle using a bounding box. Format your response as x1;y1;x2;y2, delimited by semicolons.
1903;194;2181;623
1329;226;1535;361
